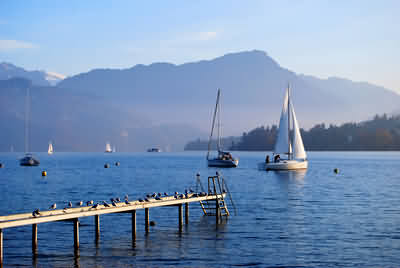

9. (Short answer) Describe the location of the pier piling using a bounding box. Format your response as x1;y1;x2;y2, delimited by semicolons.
73;218;79;250
145;208;149;233
0;229;3;265
131;210;136;240
32;224;37;254
94;215;100;240
185;203;189;225
178;204;183;231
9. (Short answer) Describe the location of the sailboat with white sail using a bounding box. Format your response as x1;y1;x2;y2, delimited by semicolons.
207;89;239;168
261;84;308;170
105;142;112;153
48;141;54;155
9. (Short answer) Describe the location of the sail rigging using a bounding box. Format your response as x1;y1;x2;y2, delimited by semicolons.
273;85;306;160
207;89;221;160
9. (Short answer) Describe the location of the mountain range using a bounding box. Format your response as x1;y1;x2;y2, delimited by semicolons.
0;62;65;86
1;50;399;152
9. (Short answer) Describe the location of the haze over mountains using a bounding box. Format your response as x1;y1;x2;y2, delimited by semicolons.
0;62;65;86
1;50;399;152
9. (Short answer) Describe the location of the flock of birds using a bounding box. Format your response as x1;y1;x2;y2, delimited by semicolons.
31;188;215;218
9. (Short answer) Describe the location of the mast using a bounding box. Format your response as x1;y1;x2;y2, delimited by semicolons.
24;87;30;153
207;89;220;160
217;89;221;152
287;84;291;160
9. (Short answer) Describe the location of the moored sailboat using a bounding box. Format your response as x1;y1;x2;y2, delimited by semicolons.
261;84;307;170
207;89;238;168
20;87;40;166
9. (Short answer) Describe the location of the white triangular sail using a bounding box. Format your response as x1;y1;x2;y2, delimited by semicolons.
48;142;53;154
290;102;307;159
274;88;291;155
105;143;112;152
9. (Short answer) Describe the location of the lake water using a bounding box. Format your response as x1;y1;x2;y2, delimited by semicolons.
0;151;400;267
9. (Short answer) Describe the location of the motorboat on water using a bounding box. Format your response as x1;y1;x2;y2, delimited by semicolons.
261;84;308;171
20;153;40;166
147;148;161;152
207;89;238;168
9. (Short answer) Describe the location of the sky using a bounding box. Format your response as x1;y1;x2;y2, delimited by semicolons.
0;1;399;92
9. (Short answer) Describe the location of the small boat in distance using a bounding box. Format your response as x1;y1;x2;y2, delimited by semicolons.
105;142;112;153
147;148;161;152
207;89;238;168
48;141;54;155
20;87;40;166
20;153;40;166
261;84;308;171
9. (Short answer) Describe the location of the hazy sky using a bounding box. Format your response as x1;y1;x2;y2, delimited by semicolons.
1;1;399;92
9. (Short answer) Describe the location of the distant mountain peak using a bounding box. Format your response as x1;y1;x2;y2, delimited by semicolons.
0;62;65;86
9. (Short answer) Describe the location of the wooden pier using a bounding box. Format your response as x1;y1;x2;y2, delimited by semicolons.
0;189;227;265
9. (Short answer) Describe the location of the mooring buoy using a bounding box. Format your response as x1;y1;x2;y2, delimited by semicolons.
334;168;339;174
42;170;47;176
150;221;156;226
115;162;120;166
104;163;110;168
0;163;4;168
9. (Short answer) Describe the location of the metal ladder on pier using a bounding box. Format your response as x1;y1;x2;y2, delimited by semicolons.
198;174;230;217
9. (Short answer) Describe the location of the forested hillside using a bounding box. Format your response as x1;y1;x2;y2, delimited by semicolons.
185;114;400;151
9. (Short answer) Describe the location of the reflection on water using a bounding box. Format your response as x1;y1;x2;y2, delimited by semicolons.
269;169;307;181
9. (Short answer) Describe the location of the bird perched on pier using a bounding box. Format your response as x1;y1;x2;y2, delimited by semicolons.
144;197;150;202
164;192;168;196
180;194;185;199
125;199;131;205
151;193;157;198
92;203;99;209
112;201;117;207
103;201;110;207
146;193;151;198
124;194;129;200
184;189;188;194
32;209;40;217
50;203;57;210
138;198;144;202
155;196;161;200
87;200;94;206
110;198;115;203
174;192;179;195
68;201;72;208
189;188;194;193
115;197;121;202
76;201;83;206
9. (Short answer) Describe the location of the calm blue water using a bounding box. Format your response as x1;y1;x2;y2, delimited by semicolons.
1;151;400;267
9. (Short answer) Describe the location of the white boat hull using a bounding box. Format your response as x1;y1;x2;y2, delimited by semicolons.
208;158;239;168
262;159;308;171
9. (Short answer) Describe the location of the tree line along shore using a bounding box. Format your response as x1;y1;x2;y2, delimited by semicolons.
185;114;400;151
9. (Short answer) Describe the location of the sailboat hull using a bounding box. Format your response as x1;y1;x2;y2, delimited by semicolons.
262;160;308;171
208;158;239;168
